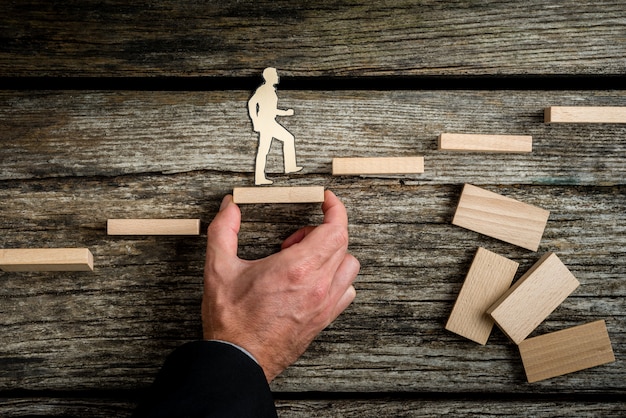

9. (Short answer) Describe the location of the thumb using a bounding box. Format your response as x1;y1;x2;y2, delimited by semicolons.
206;195;241;260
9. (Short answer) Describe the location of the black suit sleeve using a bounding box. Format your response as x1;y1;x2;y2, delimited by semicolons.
133;341;277;418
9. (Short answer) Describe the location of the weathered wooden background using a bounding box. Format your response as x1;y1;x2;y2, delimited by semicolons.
1;1;624;416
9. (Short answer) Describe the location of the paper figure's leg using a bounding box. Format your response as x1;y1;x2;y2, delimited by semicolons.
255;134;273;185
277;128;302;173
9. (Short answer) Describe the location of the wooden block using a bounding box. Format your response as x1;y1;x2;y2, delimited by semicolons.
438;133;532;153
452;184;550;251
0;248;94;272
445;247;519;345
544;106;626;123
486;252;580;344
519;320;615;383
545;106;626;123
233;186;325;204
332;156;424;175
107;219;200;235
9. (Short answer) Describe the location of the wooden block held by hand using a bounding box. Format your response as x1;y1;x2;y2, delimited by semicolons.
452;184;550;251
0;248;94;272
519;320;615;383
332;156;424;175
107;219;201;235
487;252;580;344
233;186;325;204
446;247;519;345
545;106;626;123
438;133;532;153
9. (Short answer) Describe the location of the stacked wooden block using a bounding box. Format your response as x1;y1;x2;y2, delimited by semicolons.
446;184;615;383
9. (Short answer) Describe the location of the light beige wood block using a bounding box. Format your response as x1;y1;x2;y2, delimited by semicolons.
233;186;325;204
438;133;532;153
445;247;519;345
487;252;580;344
107;219;200;235
519;320;615;383
545;106;626;123
332;156;424;175
452;184;550;251
0;248;94;272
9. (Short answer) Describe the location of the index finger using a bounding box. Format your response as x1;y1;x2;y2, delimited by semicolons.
292;189;350;266
321;190;348;228
278;190;349;268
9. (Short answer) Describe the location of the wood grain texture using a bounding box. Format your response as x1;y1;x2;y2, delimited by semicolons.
2;397;626;417
519;320;615;383
445;247;518;345
332;157;424;176
0;248;94;272
0;174;624;394
452;184;550;251
1;1;625;77
2;2;626;414
1;90;625;186
107;219;200;235
438;133;532;153
487;253;580;344
545;106;626;123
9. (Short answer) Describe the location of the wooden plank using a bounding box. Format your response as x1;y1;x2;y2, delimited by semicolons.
107;219;200;236
452;184;550;251
0;398;136;417
519;320;615;383
277;398;626;416
332;156;424;175
1;90;626;186
487;253;580;344
1;1;625;77
0;248;94;272
438;133;532;153
1;397;625;417
545;106;626;123
445;247;519;345
233;186;325;204
1;177;624;393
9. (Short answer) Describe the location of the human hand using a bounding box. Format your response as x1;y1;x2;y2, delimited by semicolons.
202;190;360;382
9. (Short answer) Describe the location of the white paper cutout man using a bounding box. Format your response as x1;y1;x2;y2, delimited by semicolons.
248;67;302;185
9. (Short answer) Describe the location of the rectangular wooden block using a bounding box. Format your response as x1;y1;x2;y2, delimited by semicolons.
107;219;200;235
486;252;580;344
438;133;532;153
519;320;615;383
0;248;94;272
452;184;550;251
332;156;424;175
545;106;626;123
233;186;325;204
445;247;519;345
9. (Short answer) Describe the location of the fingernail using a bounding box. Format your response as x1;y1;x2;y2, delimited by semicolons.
219;195;231;211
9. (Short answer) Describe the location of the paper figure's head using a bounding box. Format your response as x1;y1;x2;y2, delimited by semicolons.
262;67;279;85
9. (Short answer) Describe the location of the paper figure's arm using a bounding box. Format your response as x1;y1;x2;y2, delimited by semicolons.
247;96;260;132
276;108;294;117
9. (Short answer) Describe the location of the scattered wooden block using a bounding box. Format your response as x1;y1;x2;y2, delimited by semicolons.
545;106;626;123
233;186;325;204
519;320;615;383
332;156;424;175
438;133;532;153
452;184;550;251
487;252;580;344
107;219;201;235
445;247;519;345
0;248;94;272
